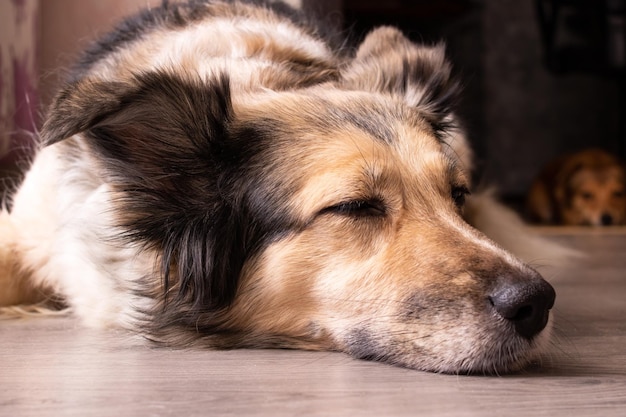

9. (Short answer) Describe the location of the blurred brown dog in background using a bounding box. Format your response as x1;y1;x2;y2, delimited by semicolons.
527;148;626;226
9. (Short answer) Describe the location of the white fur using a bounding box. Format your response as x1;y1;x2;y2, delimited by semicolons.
6;142;152;326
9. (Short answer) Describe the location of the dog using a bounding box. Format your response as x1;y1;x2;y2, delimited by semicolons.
0;0;566;374
527;148;626;226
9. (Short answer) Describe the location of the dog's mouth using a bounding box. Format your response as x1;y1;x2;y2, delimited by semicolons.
579;212;621;226
344;315;554;375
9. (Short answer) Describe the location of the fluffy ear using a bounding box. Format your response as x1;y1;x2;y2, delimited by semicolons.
41;72;254;311
42;71;232;167
340;27;461;136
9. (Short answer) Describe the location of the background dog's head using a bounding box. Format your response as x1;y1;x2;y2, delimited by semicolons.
554;149;626;226
41;25;554;374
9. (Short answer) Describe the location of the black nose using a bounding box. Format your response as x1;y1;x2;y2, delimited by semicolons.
489;275;556;339
601;213;613;226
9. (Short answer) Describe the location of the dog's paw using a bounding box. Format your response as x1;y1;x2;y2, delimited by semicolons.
0;210;41;306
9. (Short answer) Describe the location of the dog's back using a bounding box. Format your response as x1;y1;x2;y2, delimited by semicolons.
66;1;340;94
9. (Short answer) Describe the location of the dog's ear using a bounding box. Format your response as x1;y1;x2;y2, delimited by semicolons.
41;72;258;312
554;160;584;209
340;27;461;136
42;71;232;153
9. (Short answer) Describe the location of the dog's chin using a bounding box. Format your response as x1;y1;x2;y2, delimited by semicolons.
454;326;552;375
343;319;553;375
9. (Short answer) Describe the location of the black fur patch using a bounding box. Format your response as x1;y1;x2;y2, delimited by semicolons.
43;71;300;313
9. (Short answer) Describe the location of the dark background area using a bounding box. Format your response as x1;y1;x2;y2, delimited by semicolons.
341;0;625;201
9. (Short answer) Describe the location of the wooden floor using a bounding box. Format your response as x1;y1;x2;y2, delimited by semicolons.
1;229;625;417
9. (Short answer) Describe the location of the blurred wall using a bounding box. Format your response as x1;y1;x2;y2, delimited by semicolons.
0;0;38;167
39;0;165;106
481;0;620;196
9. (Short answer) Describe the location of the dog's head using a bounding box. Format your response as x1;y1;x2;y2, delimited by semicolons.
555;149;626;226
41;27;554;374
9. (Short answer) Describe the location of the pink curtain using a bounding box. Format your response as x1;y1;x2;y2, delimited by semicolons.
1;0;174;175
0;0;39;170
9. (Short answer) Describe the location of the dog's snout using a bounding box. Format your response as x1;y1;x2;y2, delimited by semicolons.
489;274;556;339
601;213;613;226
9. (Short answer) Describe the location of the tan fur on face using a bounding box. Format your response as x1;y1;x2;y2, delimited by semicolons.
195;91;545;373
527;149;626;226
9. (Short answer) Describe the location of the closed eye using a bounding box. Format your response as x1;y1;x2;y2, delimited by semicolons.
451;185;470;209
321;198;386;218
580;191;594;201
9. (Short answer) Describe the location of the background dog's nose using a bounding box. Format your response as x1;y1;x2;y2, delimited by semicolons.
601;213;613;226
489;276;556;339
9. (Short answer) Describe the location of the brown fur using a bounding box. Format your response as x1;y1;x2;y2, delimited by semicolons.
0;212;45;305
527;148;626;226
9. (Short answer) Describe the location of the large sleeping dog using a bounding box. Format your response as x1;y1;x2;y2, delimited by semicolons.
1;0;565;373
